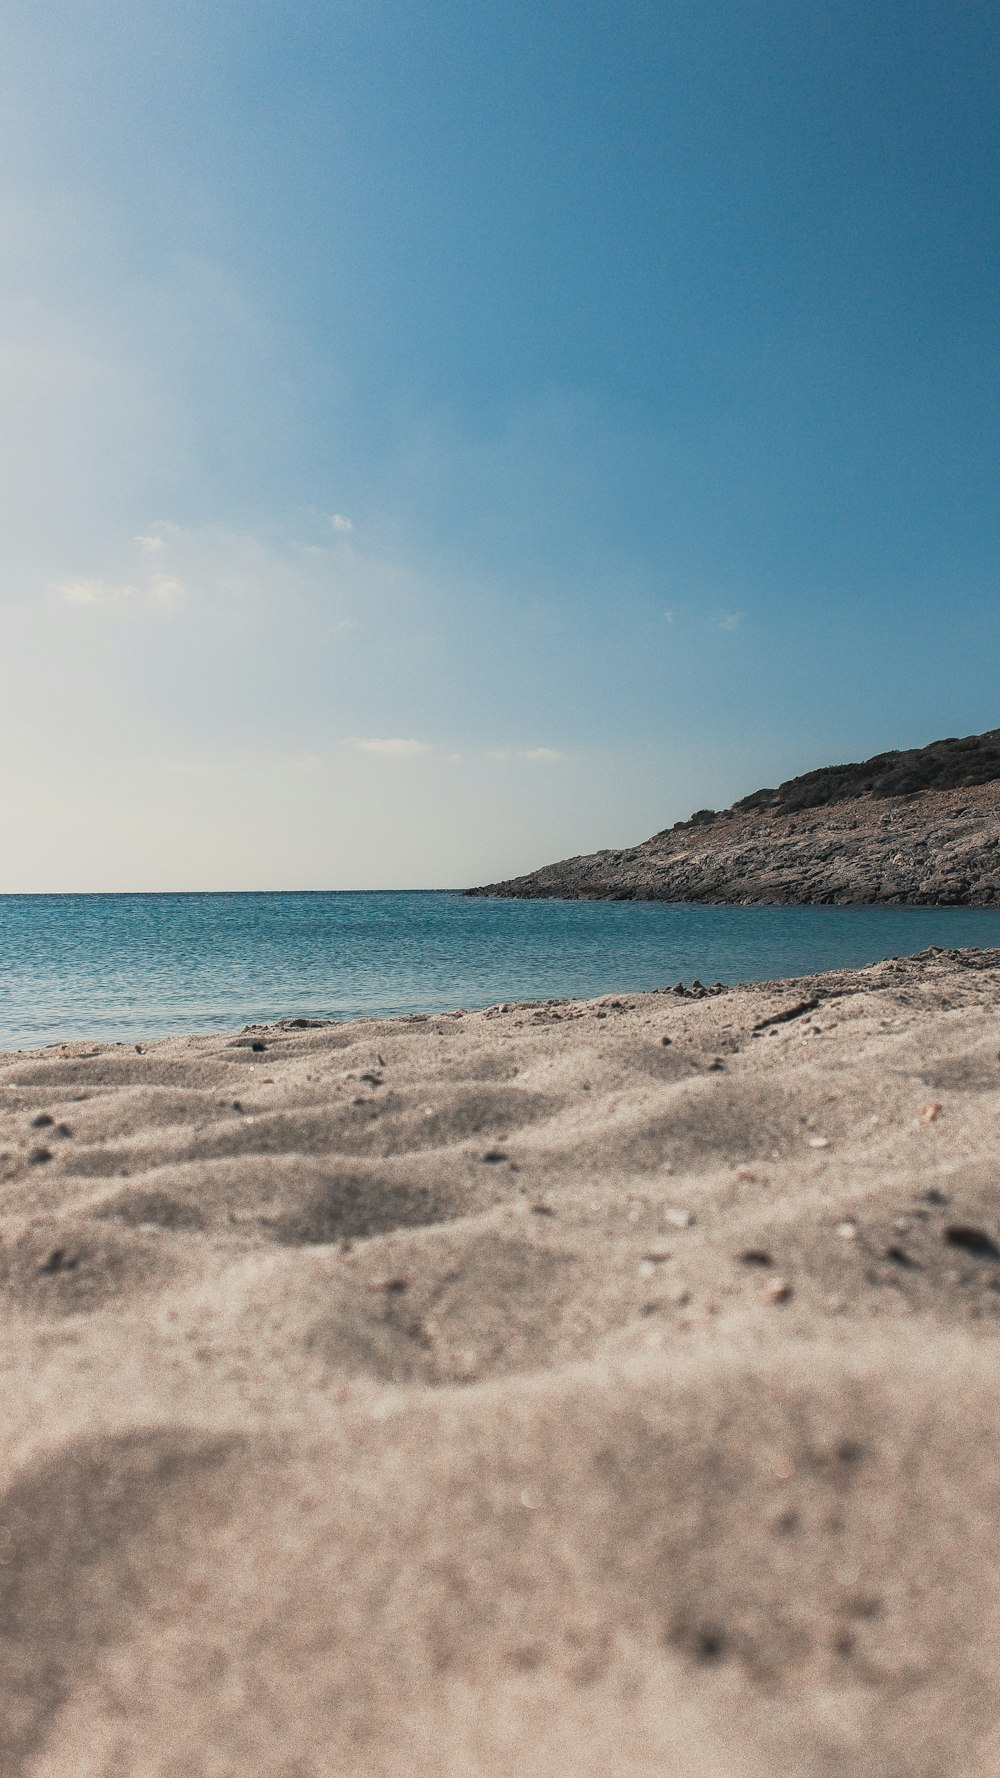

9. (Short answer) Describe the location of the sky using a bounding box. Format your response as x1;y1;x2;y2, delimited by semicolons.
2;0;998;889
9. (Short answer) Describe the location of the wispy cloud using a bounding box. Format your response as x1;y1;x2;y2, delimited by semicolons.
53;576;136;606
714;611;745;632
345;737;430;757
50;571;184;610
489;746;563;763
134;533;165;554
330;513;354;532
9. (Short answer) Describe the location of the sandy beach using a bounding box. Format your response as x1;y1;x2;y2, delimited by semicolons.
1;945;999;1776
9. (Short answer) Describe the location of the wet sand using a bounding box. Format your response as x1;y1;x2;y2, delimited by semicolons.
1;946;999;1776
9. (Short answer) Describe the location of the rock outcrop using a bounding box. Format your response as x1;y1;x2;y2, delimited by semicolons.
469;730;1000;905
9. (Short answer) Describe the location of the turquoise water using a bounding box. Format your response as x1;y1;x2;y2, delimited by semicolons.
2;891;1000;1050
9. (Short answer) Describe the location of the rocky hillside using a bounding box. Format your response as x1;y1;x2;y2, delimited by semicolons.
469;730;1000;905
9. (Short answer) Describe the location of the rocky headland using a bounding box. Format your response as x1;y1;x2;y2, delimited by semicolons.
469;728;1000;905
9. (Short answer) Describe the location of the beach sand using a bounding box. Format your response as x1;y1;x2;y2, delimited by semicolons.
1;946;999;1776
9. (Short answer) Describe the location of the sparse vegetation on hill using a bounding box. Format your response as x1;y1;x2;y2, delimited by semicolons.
671;729;1000;828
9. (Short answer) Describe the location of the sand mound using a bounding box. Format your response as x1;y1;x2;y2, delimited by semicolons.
0;1218;171;1314
1;947;999;1774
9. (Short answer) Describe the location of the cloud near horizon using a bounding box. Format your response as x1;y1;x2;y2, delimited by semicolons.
345;740;565;763
344;737;431;757
51;572;184;610
488;747;563;763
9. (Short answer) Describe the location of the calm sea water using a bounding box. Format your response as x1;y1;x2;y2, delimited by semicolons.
2;891;1000;1050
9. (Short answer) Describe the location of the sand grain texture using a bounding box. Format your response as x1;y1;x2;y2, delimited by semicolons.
1;947;999;1775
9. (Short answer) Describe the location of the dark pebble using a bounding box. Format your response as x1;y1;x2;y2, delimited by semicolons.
739;1249;773;1267
945;1224;1000;1258
693;1627;726;1662
28;1147;53;1166
836;1439;865;1465
38;1249;77;1275
30;1113;54;1129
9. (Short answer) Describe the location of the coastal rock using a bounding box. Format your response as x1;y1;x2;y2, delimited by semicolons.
469;728;1000;905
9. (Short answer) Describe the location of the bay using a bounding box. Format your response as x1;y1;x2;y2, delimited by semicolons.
3;890;1000;1050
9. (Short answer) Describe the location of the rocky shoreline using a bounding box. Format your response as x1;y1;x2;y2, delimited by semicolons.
470;773;1000;906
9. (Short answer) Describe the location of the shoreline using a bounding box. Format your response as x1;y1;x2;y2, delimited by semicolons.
6;905;1000;1056
1;946;999;1772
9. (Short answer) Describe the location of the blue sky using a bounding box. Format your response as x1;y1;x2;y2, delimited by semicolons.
2;0;998;888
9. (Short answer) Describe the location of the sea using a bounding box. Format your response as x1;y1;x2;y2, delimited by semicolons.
2;890;1000;1052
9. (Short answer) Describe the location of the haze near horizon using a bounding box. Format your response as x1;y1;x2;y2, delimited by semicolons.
3;1;998;890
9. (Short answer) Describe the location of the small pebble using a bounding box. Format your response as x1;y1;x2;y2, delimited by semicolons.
664;1208;695;1229
945;1224;1000;1258
771;1506;800;1533
920;1102;942;1123
836;1221;858;1240
808;1136;830;1150
38;1248;76;1275
762;1278;793;1304
30;1113;54;1129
